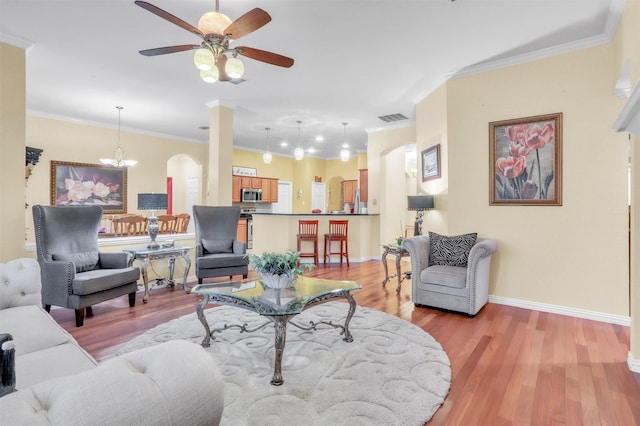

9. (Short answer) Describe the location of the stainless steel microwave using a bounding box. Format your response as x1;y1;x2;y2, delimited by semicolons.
241;188;262;202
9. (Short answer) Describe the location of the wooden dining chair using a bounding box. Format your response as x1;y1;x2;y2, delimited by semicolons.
112;215;147;237
175;213;191;233
157;215;177;234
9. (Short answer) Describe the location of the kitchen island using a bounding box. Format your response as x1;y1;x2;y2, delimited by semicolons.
251;213;380;263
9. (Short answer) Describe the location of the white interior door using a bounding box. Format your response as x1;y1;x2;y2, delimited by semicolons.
185;176;199;233
312;182;326;213
272;181;292;213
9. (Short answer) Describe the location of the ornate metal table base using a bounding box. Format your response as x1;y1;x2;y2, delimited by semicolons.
381;244;411;293
125;247;192;303
196;291;357;386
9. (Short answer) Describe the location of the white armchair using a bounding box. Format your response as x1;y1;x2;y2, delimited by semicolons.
402;233;498;316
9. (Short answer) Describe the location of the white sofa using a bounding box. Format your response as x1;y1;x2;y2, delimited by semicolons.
0;258;224;425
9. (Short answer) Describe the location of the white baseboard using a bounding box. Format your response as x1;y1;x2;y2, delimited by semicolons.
628;352;640;373
488;295;630;326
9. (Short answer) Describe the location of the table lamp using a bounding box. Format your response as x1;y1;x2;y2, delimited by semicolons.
407;195;434;236
138;193;168;249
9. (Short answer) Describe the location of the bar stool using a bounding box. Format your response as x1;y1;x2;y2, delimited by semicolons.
297;220;319;265
324;220;349;266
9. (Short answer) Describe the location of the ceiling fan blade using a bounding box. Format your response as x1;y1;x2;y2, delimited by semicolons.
237;46;294;68
224;8;271;40
135;1;204;38
139;45;200;56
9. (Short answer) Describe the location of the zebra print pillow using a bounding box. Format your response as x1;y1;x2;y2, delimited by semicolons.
428;232;477;267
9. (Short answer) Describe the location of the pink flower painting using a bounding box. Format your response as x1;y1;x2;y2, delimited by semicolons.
491;113;561;205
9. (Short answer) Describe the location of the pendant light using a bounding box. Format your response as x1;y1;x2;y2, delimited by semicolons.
340;122;350;162
294;120;304;160
262;127;273;164
100;106;137;167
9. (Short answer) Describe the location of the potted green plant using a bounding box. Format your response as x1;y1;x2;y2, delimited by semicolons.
247;250;314;289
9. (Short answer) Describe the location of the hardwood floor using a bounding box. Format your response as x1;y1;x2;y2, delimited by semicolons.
49;260;640;425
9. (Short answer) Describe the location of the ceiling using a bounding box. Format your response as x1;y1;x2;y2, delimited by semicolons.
0;0;621;160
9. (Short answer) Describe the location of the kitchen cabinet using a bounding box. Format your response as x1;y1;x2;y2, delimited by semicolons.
251;177;262;189
232;175;278;203
237;218;247;243
270;179;278;202
232;176;241;203
261;178;271;202
359;169;368;202
342;180;357;204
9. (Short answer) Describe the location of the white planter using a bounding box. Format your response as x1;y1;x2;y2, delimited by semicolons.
260;273;297;289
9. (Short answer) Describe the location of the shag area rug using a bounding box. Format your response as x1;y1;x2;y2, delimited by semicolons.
117;301;451;425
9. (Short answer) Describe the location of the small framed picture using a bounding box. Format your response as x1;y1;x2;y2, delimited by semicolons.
422;144;441;182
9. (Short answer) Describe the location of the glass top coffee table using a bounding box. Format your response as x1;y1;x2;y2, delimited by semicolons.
190;276;361;385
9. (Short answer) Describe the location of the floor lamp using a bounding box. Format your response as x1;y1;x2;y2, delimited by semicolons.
407;195;434;236
138;193;168;249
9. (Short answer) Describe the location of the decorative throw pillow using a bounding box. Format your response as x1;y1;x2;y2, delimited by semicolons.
428;232;477;267
202;239;234;254
52;251;100;273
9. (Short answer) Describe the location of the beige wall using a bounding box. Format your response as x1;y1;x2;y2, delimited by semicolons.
0;42;27;260
613;0;640;366
445;43;628;316
22;115;208;242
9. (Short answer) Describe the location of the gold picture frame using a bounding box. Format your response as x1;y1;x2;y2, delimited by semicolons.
489;112;562;206
50;161;127;214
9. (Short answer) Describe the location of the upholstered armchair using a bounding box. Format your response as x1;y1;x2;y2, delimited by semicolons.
193;205;249;283
402;232;498;317
32;205;140;326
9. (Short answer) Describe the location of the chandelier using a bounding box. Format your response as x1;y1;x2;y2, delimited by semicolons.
340;122;350;162
262;127;272;164
294;120;304;160
100;106;137;167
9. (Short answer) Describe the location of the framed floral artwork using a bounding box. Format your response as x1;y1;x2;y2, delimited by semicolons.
50;161;127;214
422;144;441;182
489;112;562;206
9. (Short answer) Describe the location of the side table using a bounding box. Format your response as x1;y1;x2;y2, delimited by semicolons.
381;244;411;293
123;246;192;303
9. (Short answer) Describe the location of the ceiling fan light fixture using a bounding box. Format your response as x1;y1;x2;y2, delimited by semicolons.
198;11;232;35
225;56;244;79
194;48;215;71
200;67;219;83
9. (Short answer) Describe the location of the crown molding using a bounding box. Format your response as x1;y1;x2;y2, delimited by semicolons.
26;109;206;145
206;100;237;109
445;0;625;81
0;32;34;51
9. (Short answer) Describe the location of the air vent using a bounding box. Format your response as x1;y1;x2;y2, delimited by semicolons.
199;126;210;130
378;113;408;123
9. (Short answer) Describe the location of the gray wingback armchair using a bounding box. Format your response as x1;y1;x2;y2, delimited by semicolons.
32;205;140;326
193;205;249;284
402;234;498;317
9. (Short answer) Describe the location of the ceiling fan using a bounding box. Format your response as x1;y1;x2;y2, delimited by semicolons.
134;0;294;83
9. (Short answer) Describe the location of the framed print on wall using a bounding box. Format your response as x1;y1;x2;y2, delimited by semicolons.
50;161;127;214
422;144;441;182
489;112;563;206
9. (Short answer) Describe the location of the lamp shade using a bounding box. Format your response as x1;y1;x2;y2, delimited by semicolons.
407;195;434;211
138;193;168;210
